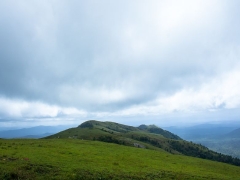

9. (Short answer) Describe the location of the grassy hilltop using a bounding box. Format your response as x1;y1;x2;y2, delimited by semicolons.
1;120;240;179
46;120;240;166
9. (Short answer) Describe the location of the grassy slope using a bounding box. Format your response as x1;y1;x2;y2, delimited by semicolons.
45;121;183;153
1;139;240;179
45;121;240;166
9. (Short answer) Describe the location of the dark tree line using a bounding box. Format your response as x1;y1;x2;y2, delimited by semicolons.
131;135;162;148
131;134;240;166
96;136;125;145
169;140;240;166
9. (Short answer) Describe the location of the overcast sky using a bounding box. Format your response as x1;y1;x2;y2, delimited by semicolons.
1;0;240;127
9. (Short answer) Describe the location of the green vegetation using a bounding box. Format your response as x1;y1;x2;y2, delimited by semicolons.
46;120;240;166
138;124;181;140
1;120;240;179
1;139;240;179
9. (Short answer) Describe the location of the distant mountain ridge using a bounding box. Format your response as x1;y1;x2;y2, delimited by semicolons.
0;125;72;139
165;123;240;158
46;120;240;166
226;128;240;138
165;124;237;140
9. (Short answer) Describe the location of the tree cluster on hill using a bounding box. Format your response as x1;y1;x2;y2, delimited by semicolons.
169;140;240;166
95;136;126;145
131;134;240;166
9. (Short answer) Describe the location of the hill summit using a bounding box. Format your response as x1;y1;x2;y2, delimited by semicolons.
46;120;240;166
77;120;181;140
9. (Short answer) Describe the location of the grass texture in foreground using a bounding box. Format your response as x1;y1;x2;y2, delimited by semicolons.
1;139;240;179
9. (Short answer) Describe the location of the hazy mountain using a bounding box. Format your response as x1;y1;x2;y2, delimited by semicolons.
164;123;240;158
0;125;73;138
165;123;237;140
20;133;53;139
225;128;240;138
0;127;20;132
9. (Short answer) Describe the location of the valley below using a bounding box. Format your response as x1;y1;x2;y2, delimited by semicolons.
187;138;240;159
166;124;240;159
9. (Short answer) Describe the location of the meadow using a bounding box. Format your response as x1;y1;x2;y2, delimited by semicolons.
1;139;240;179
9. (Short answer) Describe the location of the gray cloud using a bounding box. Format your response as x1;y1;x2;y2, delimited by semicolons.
0;0;240;126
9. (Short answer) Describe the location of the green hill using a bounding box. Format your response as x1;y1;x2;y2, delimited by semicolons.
45;120;240;166
1;139;240;179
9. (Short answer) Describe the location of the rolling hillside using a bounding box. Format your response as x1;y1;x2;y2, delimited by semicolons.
46;120;240;166
1;139;240;179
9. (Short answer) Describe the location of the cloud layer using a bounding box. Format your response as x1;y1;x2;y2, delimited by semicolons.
1;0;240;126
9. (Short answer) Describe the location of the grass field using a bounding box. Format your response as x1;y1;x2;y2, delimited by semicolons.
1;139;240;179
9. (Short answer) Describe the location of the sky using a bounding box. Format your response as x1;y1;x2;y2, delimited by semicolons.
0;0;240;128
